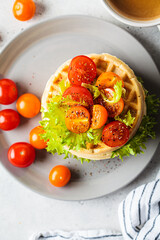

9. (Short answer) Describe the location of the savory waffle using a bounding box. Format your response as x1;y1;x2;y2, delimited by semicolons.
41;53;146;160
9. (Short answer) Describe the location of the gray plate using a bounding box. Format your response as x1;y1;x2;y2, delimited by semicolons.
0;16;159;201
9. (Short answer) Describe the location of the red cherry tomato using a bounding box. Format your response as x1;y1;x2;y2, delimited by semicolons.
0;109;20;131
29;126;47;149
16;93;41;118
62;85;93;107
0;79;18;105
65;106;90;134
102;121;129;147
8;142;35;168
68;55;97;85
49;165;71;187
13;0;36;21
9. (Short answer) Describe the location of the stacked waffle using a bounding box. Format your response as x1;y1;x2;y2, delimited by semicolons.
41;53;146;160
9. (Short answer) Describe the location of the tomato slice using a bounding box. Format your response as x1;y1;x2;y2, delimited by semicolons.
96;72;124;89
68;55;97;85
91;105;108;129
29;126;47;149
8;142;35;168
65;106;90;133
102;121;129;147
0;109;20;131
62;85;93;107
100;88;124;118
0;79;18;105
49;165;71;187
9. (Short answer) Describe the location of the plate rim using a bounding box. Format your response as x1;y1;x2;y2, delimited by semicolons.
0;15;160;201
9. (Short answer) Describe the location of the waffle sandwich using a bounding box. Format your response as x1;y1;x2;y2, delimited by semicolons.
41;53;146;160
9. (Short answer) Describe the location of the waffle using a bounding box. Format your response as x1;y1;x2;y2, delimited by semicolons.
41;53;146;160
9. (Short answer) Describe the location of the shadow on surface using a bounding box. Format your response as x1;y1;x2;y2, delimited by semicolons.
35;2;46;17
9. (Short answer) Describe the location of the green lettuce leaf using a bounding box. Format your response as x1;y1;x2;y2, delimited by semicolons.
59;79;70;95
82;81;123;103
115;110;135;127
40;95;103;161
81;83;101;99
101;81;122;103
137;76;144;84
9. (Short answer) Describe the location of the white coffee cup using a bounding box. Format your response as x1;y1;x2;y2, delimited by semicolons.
102;0;160;27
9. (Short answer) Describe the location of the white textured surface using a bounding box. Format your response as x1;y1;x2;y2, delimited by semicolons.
0;1;160;240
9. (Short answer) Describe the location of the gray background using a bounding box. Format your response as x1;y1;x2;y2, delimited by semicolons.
0;0;160;239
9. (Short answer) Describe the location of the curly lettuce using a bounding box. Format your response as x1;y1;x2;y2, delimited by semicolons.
81;83;101;99
40;77;160;162
115;110;135;128
82;81;123;103
40;95;103;162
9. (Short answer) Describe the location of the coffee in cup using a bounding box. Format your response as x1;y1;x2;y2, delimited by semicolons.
106;0;160;21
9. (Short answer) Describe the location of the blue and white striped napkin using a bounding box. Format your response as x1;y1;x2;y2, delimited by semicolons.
30;171;160;240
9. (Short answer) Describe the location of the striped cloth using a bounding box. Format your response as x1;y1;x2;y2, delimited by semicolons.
30;178;160;240
119;179;160;240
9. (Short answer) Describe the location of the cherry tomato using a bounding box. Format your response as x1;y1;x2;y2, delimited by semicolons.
65;106;90;134
96;72;124;90
29;126;47;149
101;88;124;118
68;55;97;85
0;109;20;131
13;0;36;21
91;105;108;129
62;85;93;107
8;142;35;168
0;79;18;105
49;165;71;187
16;93;40;118
102;121;129;147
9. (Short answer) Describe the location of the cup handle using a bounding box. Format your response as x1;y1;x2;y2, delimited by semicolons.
157;25;160;31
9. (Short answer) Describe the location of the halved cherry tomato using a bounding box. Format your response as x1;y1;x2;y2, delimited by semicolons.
16;93;40;118
62;85;93;107
102;88;124;118
8;142;35;168
65;106;90;134
49;165;71;187
0;109;20;131
102;121;129;147
91;105;108;129
68;55;97;85
0;79;18;105
96;72;124;90
13;0;36;21
29;126;47;149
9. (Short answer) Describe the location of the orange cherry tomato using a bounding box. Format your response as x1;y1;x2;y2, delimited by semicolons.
16;93;41;118
29;126;47;149
13;0;36;21
65;106;90;134
96;72;124;90
91;105;108;129
49;165;71;187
